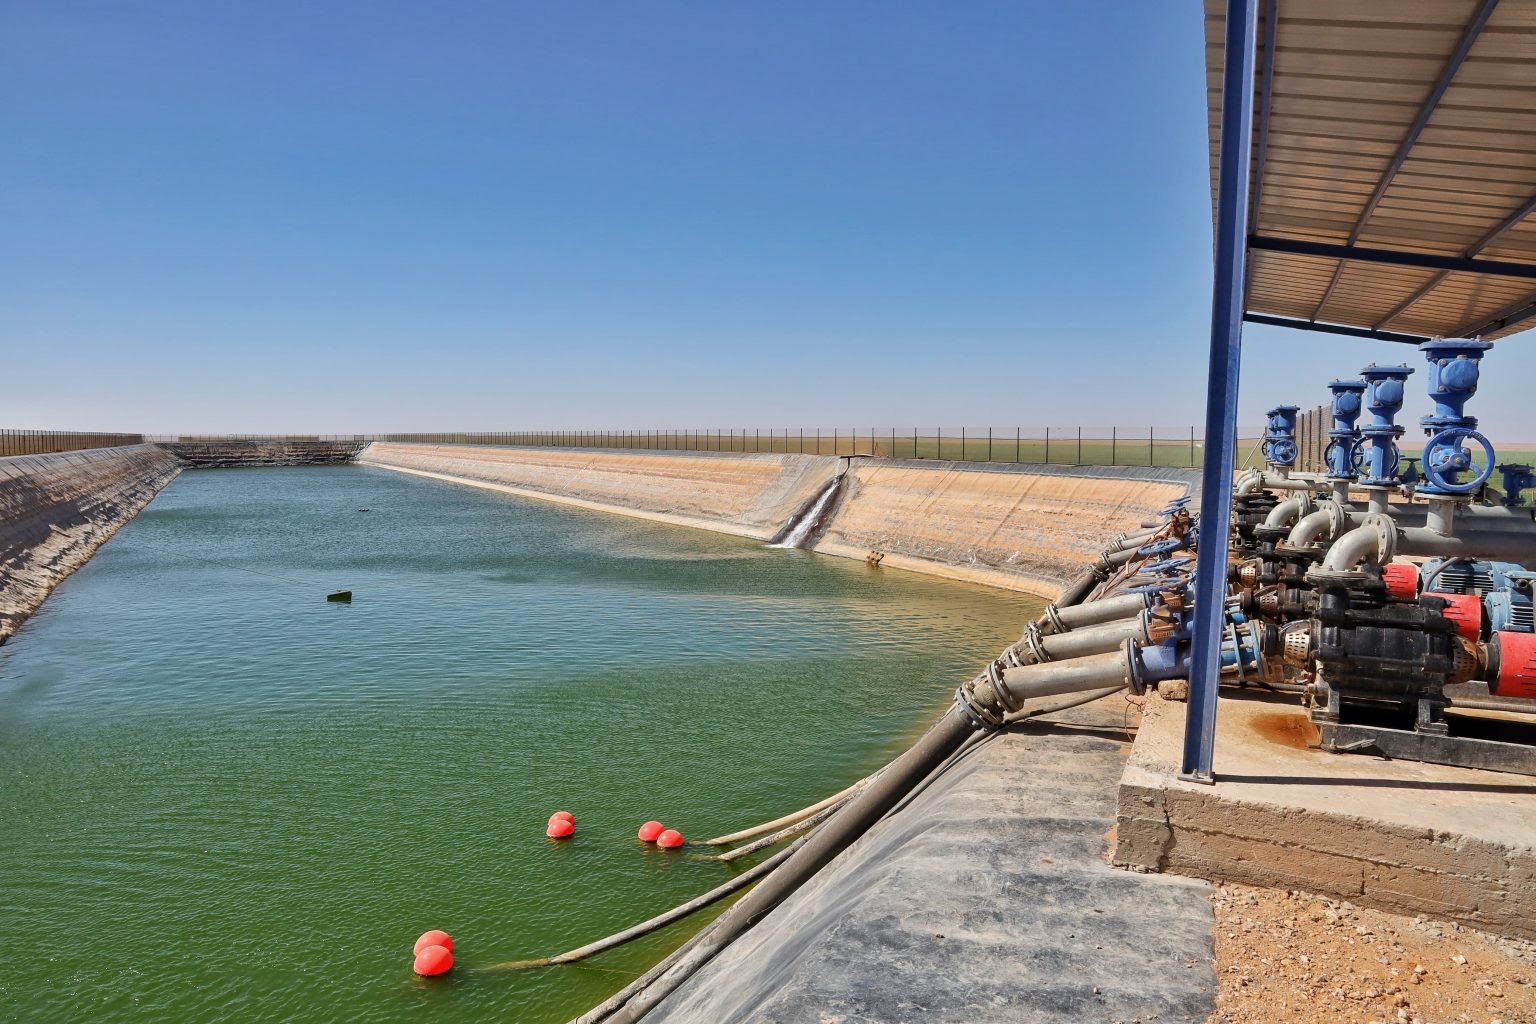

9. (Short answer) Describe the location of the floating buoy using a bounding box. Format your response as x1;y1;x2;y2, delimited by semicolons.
414;929;453;955
550;810;575;824
547;817;575;838
656;829;684;849
414;944;453;976
637;820;665;842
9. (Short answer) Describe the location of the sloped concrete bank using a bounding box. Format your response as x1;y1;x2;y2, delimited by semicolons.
158;440;367;467
0;445;182;642
357;443;834;541
357;443;1195;597
824;459;1195;596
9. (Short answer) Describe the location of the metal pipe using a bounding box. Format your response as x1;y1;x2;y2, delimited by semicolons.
1262;493;1312;530
1289;505;1338;547
1319;517;1392;573
1004;649;1130;700
1024;614;1148;663
1104;528;1160;553
1046;592;1148;633
1397;526;1536;566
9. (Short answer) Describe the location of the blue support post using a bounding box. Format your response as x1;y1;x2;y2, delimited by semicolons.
1181;0;1259;784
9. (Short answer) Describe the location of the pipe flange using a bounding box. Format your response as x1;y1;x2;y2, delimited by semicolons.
1044;603;1067;635
1361;512;1399;563
986;659;1022;714
1024;623;1052;665
954;679;1006;732
1323;499;1348;542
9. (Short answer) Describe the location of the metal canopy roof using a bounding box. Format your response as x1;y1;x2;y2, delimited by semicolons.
1205;0;1536;342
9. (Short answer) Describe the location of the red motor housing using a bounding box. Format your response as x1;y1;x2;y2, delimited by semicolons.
1489;631;1536;700
1436;592;1484;641
1381;562;1420;600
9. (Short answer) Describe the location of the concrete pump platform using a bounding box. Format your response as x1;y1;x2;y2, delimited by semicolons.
1114;690;1536;941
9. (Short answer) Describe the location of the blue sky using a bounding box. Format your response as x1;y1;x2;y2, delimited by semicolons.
4;2;1533;440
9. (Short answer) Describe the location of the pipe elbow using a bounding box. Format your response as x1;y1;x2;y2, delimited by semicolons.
1263;493;1314;530
1289;508;1333;547
1318;513;1397;574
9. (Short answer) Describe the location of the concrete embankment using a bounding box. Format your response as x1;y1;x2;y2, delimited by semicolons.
357;443;834;541
158;440;367;467
820;460;1195;596
0;445;182;642
358;444;1194;597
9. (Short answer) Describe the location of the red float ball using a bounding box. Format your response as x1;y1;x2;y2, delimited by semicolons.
547;817;575;838
550;810;575;824
414;944;453;976
637;820;665;842
413;929;453;955
656;829;685;849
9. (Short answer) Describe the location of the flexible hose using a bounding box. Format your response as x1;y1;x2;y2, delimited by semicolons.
712;802;843;863
489;838;809;972
705;775;874;846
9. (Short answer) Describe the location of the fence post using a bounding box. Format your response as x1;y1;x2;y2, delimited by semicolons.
987;426;992;462
1045;427;1050;464
1077;426;1082;465
937;426;941;461
1150;425;1155;467
1111;426;1117;465
961;426;966;462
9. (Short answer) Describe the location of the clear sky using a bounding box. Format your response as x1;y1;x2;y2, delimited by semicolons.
4;3;1534;440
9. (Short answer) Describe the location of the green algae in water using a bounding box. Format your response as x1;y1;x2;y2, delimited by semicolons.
0;466;1042;1023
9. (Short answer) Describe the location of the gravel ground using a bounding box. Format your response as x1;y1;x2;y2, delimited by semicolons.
1209;883;1536;1024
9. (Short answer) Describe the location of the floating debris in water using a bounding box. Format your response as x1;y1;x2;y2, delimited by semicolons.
327;590;352;602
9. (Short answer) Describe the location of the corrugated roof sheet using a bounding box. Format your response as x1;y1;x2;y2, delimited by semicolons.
1206;0;1536;340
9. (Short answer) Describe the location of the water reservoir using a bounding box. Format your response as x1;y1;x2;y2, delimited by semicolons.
0;465;1040;1023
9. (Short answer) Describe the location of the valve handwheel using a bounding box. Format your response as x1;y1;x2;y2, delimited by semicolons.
1267;438;1298;465
1421;427;1495;494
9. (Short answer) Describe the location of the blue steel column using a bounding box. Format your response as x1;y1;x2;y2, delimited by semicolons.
1180;0;1258;784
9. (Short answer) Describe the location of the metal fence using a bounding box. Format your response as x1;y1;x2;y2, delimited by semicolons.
0;430;145;457
373;427;1273;469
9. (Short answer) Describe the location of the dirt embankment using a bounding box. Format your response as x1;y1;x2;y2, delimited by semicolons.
0;445;182;642
1210;882;1536;1024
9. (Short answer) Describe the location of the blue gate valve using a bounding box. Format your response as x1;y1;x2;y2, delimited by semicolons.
1356;365;1413;487
1324;379;1366;481
1498;464;1536;508
1262;405;1301;468
1417;339;1495;496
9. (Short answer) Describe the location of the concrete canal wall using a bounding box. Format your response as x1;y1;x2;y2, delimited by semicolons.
356;443;833;541
0;445;182;642
358;444;1195;597
158;440;367;467
823;460;1194;595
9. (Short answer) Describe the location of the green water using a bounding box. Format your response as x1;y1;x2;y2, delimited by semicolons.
0;466;1040;1023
